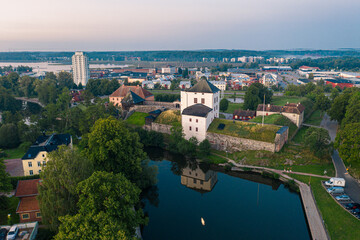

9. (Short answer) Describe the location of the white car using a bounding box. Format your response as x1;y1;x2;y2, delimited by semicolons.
335;195;351;201
6;226;18;240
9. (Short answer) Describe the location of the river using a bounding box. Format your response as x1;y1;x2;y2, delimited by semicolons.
142;148;310;240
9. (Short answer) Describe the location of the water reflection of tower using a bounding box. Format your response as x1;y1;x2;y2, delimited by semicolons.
181;162;218;192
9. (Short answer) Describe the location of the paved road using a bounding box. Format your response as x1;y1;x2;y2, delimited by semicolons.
321;113;360;203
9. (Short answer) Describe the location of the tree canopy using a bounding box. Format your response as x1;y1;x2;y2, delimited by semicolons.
243;82;272;110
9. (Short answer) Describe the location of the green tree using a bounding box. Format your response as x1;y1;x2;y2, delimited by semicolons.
85;117;146;184
315;94;331;111
327;88;356;123
38;146;94;231
342;91;360;126
19;76;35;97
330;87;340;101
0;124;20;148
304;127;331;158
57;72;74;89
335;123;360;167
243;82;272;110
198;139;211;157
55;171;146;240
220;98;229;112
0;158;12;193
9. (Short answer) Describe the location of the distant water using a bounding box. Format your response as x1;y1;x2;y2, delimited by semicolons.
0;62;131;73
141;148;310;240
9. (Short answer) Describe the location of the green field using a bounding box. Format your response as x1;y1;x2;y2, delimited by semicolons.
125;112;148;126
3;148;26;160
271;96;307;106
224;103;243;114
208;118;280;143
289;175;360;240
304;110;324;126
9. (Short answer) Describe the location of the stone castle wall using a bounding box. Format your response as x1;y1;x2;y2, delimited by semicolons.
144;122;172;135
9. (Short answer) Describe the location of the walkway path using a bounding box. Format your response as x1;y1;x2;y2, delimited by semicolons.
15;97;44;107
216;155;329;240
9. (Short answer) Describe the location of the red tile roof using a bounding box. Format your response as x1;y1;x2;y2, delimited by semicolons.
15;179;41;197
16;196;40;213
110;85;153;99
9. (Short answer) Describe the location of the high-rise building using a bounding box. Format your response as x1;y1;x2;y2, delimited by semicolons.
72;52;89;86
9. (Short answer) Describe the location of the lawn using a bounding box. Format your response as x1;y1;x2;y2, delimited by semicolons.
208;118;280;143
154;110;181;125
304;110;324;126
125;112;148;126
0;196;19;225
288;175;360;240
249;114;298;139
3;148;26;160
271;96;307;106
224;103;243;114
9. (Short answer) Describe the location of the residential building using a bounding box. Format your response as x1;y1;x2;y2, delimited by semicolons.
210;81;227;91
142;80;155;89
256;103;305;127
109;85;154;107
161;66;176;74
262;73;278;87
181;80;220;141
179;81;192;89
15;179;42;223
325;79;354;89
72;52;89;86
22;134;72;176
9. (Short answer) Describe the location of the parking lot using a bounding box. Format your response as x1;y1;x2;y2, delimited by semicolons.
322;181;360;219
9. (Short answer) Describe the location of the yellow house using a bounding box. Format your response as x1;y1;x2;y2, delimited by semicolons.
181;163;218;192
22;134;72;176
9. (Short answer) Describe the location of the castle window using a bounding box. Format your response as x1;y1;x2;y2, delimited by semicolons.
189;118;192;122
196;127;198;132
194;98;198;103
196;119;198;123
189;126;192;131
201;98;205;104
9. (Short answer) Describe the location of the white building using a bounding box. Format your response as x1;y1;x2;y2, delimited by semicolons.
142;80;155;89
262;73;278;87
72;52;89;86
181;80;220;142
179;81;192;89
210;81;227;91
161;66;176;74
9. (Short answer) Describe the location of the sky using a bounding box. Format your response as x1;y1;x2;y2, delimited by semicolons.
1;0;360;51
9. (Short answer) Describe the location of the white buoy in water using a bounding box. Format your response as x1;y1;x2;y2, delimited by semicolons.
201;217;205;226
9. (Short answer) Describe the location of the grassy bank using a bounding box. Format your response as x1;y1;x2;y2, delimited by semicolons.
271;96;307;106
3;148;26;160
304;110;324;126
208;118;280;143
154;110;181;125
288;175;360;239
125;112;148;126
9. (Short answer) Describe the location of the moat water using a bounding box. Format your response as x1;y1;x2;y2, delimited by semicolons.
142;148;310;240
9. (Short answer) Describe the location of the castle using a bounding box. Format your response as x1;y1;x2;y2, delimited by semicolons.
181;80;220;142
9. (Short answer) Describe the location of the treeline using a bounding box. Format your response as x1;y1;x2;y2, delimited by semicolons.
290;57;360;71
85;78;120;97
154;93;180;102
0;65;32;74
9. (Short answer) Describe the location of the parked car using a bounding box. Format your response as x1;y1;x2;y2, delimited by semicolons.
335;195;351;201
6;226;18;240
327;187;344;194
325;177;346;187
345;203;360;210
351;208;360;214
0;228;8;240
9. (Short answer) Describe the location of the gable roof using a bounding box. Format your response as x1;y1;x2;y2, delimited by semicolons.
22;134;72;160
16;196;40;213
257;103;305;114
15;179;41;197
182;104;213;117
121;91;145;105
110;85;153;99
187;79;220;93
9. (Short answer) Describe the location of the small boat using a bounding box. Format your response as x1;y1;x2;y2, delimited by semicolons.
201;217;205;226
